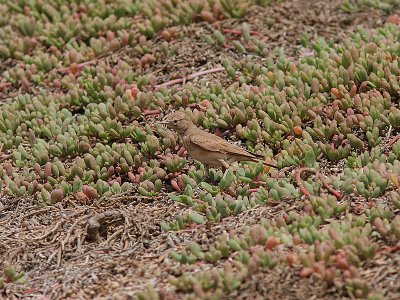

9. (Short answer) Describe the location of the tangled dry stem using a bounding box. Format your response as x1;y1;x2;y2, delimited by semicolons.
294;167;343;200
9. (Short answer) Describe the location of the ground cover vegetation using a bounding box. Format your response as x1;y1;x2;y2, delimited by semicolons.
0;0;399;299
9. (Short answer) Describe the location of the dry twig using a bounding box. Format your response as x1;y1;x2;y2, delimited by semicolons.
86;210;124;242
295;167;314;198
294;167;342;199
155;67;225;88
32;209;86;241
387;133;400;147
0;154;11;163
317;173;343;200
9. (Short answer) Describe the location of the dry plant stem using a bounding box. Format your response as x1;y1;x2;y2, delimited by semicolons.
386;125;393;138
295;167;314;198
57;47;127;73
61;215;92;250
47;246;60;264
0;82;11;91
106;195;146;207
317;173;343;200
223;44;234;49
76;232;85;252
0;154;11;163
32;219;65;241
223;29;261;36
57;60;94;73
143;109;161;117
32;209;86;241
86;210;124;241
102;228;124;246
57;246;63;267
295;167;342;199
96;192;151;207
156;67;225;88
19;207;58;224
387;133;400;147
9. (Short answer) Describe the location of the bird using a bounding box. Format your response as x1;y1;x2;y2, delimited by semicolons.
160;111;277;177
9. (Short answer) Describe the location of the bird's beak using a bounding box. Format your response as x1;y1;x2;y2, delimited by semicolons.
159;120;169;125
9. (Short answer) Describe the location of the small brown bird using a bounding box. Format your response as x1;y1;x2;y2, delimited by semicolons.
161;111;277;176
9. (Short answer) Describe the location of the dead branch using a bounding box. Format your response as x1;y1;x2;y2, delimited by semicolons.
102;228;124;246
387;133;400;147
0;82;11;91
32;209;86;241
86;210;124;242
295;167;315;198
317;173;343;200
0;154;11;163
47;247;60;264
294;167;343;199
61;215;92;250
32;219;65;241
19;207;58;224
155;67;225;88
57;47;127;74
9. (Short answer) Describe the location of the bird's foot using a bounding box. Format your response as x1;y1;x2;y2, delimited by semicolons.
222;168;229;180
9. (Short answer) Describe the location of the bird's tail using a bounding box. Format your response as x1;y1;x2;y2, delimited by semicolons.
258;159;278;169
251;153;278;169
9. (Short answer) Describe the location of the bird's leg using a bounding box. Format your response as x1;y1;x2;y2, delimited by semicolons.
198;164;210;184
218;159;231;180
218;159;230;169
222;168;229;179
205;164;210;178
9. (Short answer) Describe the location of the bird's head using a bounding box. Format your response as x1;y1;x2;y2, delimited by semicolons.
161;111;194;135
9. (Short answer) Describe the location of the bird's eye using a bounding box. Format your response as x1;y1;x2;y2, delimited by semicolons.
173;120;178;124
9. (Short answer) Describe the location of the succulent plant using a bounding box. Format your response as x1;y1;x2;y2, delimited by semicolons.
0;2;399;299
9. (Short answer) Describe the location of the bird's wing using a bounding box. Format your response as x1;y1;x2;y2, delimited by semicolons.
189;132;256;158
